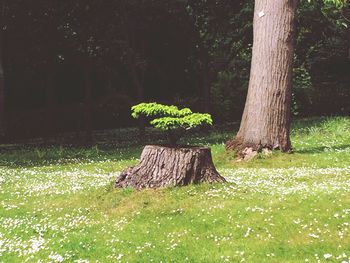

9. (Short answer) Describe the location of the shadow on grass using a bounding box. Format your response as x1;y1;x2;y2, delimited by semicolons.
0;146;142;168
1;116;348;168
0;123;238;168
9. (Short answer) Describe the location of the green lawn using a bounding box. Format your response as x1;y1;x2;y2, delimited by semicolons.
0;117;349;262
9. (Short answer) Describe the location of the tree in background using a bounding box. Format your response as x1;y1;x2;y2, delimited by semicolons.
227;0;347;156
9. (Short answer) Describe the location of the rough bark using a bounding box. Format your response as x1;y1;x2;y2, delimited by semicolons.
226;0;298;154
115;145;226;190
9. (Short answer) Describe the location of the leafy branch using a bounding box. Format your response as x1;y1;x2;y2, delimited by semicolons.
131;102;213;145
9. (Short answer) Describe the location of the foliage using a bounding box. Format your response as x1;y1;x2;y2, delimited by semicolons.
132;102;212;130
291;0;350;117
317;0;348;8
131;102;213;145
292;65;313;116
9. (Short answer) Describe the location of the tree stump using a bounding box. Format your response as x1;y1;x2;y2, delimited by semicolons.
115;145;226;190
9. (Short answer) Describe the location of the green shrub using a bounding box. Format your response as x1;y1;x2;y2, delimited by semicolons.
131;102;213;145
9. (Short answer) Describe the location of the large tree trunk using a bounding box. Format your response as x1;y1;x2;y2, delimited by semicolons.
115;145;226;190
226;0;298;155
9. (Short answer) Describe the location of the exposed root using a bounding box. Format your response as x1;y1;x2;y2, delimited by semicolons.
226;137;276;161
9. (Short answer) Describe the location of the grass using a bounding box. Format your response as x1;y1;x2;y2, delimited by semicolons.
0;116;349;262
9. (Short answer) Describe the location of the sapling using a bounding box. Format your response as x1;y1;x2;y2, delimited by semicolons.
131;102;213;146
115;103;224;189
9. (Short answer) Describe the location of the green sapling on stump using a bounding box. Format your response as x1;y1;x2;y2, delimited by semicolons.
115;102;226;190
131;102;213;146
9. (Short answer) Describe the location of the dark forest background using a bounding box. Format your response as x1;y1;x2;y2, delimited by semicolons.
0;0;349;141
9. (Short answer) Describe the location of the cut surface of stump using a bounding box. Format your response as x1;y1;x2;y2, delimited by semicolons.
115;145;226;190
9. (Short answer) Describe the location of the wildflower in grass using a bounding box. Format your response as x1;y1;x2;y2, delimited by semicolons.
49;252;64;262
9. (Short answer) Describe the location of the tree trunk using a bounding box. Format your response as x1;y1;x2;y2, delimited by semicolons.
226;0;298;155
115;145;226;190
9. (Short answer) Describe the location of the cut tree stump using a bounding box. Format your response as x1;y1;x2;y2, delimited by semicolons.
115;145;226;190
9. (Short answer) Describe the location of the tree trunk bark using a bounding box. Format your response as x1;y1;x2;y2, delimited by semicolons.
115;145;226;190
226;0;298;155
